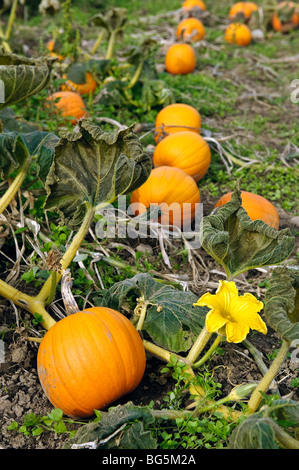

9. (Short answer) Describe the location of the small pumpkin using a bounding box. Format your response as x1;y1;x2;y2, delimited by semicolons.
45;91;88;124
182;0;206;11
46;39;64;61
176;17;205;42
225;22;252;46
155;103;201;143
153;131;211;182
37;307;146;418
214;191;279;230
130;166;201;227
62;72;98;96
165;43;196;76
272;1;299;32
229;2;259;22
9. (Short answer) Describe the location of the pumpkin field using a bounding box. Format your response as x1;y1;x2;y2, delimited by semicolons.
0;0;299;451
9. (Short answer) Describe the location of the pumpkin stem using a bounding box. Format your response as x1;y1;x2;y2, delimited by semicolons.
185;326;212;364
91;28;105;55
247;339;291;414
0;155;33;216
37;205;95;304
126;60;144;90
4;0;18;41
61;269;79;315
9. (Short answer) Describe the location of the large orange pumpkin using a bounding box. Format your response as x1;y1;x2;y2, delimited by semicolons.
214;191;279;230
153;131;211;182
155;103;201;143
225;23;252;46
182;0;206;11
62;72;98;96
176;17;205;42
130;166;201;227
272;1;299;32
229;2;259;21
45;91;88;124
165;43;196;75
37;307;146;418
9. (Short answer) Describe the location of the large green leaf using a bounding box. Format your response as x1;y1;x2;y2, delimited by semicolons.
0;50;53;110
44;119;152;229
264;267;299;342
99;273;207;352
90;7;127;34
200;188;295;279
0;130;59;181
63;402;157;449
229;399;299;449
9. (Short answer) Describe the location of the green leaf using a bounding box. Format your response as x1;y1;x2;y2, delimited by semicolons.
44;119;152;229
141;80;174;109
0;130;58;181
228;414;278;449
229;399;299;449
90;7;127;34
66;60;110;84
63;402;156;449
264;267;299;342
100;273;206;352
0;49;53;110
200;188;295;279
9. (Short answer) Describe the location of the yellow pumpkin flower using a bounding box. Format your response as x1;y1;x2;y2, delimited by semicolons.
194;280;267;343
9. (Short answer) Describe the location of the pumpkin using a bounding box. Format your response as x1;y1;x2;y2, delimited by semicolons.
272;1;299;32
130;166;201;227
45;91;88;124
155;103;201;143
224;23;252;46
62;72;98;96
37;306;146;418
176;17;205;41
229;2;259;21
165;43;196;75
46;39;64;61
182;0;206;11
214;191;279;230
153;131;211;182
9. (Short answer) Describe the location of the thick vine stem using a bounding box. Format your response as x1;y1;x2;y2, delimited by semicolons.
36;206;96;304
0;279;56;330
247;340;291;415
185;326;212;364
0;156;33;215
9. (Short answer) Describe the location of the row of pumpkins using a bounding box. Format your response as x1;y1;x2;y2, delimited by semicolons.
36;1;283;420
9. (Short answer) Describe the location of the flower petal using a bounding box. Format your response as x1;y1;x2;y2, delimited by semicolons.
225;322;250;343
205;308;228;333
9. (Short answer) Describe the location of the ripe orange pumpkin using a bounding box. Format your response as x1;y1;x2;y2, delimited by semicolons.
130;166;201;227
155;103;201;143
45;91;88;124
62;72;98;96
214;191;279;230
37;307;146;418
153;131;211;182
176;17;205;42
165;43;196;75
46;39;64;61
225;23;252;46
182;0;206;11
229;2;259;21
272;1;299;32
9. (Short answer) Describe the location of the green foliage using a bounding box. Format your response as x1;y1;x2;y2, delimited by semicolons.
7;408;79;438
200;187;295;280
0;50;53;111
99;273;207;352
